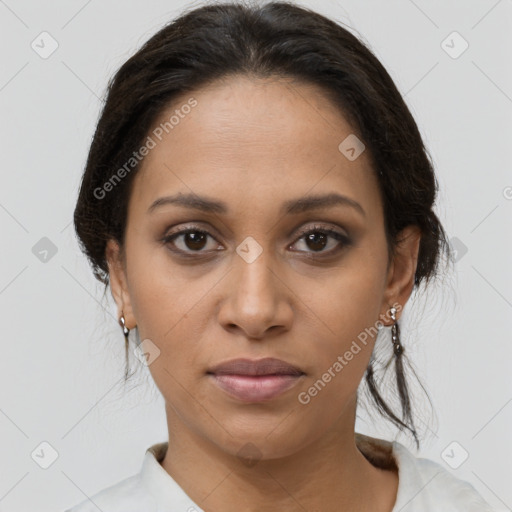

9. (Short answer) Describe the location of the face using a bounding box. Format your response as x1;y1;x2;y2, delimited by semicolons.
107;75;420;461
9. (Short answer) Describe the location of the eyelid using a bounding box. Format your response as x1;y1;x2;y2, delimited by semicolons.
162;222;347;243
163;222;219;239
293;223;348;240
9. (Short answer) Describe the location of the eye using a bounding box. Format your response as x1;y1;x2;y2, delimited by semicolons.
290;224;351;255
162;225;222;255
161;223;351;258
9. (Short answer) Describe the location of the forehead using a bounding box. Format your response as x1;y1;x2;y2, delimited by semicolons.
129;75;381;222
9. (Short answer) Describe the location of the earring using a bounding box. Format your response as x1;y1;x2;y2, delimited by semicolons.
389;306;403;356
119;313;130;341
119;313;131;380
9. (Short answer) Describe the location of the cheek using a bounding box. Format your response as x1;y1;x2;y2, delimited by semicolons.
297;256;386;400
126;241;196;335
124;243;234;398
124;245;203;369
307;257;386;349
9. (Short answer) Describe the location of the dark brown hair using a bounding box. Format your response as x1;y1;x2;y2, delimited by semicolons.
73;0;452;449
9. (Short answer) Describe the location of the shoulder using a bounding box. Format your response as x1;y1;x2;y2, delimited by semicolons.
355;433;494;511
62;444;170;512
64;473;157;512
63;442;192;512
390;440;495;511
63;441;203;512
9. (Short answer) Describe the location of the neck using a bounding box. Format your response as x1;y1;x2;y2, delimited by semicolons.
159;399;399;512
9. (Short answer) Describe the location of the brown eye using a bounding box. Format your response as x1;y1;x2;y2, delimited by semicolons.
291;225;351;256
180;231;208;251
162;227;220;254
161;223;351;259
303;231;329;252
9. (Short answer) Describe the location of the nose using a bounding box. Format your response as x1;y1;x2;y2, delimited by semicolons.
217;246;293;340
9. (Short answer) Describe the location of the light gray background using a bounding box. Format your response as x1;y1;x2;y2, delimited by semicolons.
0;0;511;510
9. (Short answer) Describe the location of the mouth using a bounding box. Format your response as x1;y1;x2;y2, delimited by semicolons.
207;357;306;402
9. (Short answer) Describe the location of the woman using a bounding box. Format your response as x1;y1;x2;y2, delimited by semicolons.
67;1;493;510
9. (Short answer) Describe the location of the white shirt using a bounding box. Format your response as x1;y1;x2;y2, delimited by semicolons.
65;435;494;511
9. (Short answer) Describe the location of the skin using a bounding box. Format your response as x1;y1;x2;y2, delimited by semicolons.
106;74;421;512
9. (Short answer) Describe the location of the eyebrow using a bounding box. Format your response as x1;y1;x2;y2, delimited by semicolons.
147;192;366;217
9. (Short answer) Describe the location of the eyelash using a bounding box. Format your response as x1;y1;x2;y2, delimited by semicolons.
161;223;351;259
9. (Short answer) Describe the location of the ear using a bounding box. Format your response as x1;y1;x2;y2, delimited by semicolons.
105;239;136;329
379;225;421;325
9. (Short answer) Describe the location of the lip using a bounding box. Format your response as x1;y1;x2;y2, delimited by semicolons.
207;357;305;402
207;357;304;376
